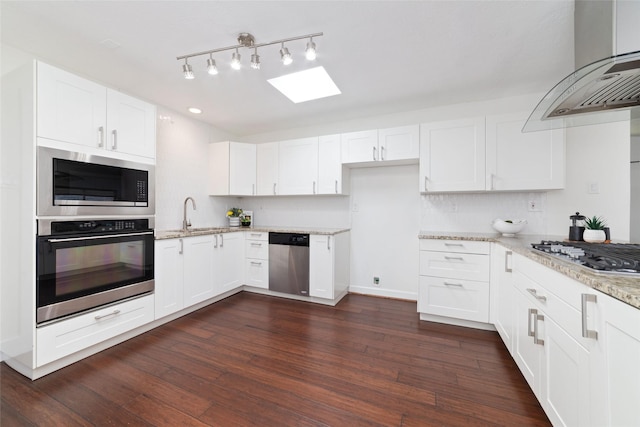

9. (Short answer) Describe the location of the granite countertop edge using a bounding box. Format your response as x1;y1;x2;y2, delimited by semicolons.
418;231;640;310
156;226;351;240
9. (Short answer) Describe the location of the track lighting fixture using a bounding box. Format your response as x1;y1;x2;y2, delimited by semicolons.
207;55;218;75
176;32;322;78
182;59;194;80
280;43;293;65
231;49;241;70
305;37;317;60
250;48;261;70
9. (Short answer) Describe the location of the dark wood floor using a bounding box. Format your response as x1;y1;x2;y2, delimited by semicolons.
1;292;550;426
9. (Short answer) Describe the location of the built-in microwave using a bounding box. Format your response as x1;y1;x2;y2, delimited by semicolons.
37;147;155;216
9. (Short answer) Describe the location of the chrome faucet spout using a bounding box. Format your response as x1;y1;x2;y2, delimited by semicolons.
183;197;196;231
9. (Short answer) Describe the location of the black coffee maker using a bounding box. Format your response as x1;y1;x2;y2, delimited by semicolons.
569;212;586;241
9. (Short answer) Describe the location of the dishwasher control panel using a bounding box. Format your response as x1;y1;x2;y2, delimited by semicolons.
269;232;309;246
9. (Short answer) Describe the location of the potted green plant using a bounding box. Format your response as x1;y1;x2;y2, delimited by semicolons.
240;213;251;227
583;215;606;243
226;207;243;227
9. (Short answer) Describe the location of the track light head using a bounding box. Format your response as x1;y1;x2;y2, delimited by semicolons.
231;49;241;70
305;38;317;60
207;57;218;75
250;50;261;70
182;61;194;79
280;43;293;65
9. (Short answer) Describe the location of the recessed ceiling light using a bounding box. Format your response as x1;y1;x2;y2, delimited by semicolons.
188;107;202;114
267;66;341;103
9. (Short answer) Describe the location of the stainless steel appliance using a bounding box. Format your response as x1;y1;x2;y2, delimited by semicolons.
37;146;154;216
531;241;640;275
36;218;155;324
268;232;310;296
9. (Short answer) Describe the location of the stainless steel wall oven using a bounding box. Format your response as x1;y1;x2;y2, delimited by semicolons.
37;146;154;216
36;218;154;325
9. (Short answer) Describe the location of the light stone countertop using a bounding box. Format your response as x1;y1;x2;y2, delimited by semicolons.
155;226;350;240
419;231;640;310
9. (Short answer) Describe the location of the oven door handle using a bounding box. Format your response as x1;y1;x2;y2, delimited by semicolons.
46;231;153;243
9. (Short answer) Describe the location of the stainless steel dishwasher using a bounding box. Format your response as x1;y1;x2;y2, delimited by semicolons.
268;232;310;296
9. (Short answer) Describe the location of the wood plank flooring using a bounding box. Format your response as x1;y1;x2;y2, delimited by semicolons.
1;292;550;426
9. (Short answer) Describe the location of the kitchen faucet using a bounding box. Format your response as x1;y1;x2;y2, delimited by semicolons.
183;197;196;231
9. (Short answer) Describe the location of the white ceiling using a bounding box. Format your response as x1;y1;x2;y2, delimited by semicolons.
1;1;576;137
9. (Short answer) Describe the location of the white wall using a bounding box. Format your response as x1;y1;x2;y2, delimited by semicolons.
154;107;237;230
239;196;349;229
547;121;630;241
630;135;640;242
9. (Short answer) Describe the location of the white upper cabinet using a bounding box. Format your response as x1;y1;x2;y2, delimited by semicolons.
36;62;156;160
341;129;378;163
105;90;156;159
419;117;486;192
209;141;256;196
256;142;279;195
278;137;319;195
378;125;419;161
318;134;347;195
37;62;107;148
486;113;564;191
341;125;419;165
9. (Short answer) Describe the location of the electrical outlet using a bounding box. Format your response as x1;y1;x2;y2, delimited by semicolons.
528;200;542;212
373;276;380;286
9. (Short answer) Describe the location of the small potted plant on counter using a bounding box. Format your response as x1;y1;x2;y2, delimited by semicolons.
240;213;251;227
226;207;243;227
583;215;607;243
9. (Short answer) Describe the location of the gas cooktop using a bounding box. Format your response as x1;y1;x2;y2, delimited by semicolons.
531;241;640;275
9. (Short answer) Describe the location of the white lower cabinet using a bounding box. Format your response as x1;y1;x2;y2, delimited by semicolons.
155;238;185;318
215;232;244;293
183;234;217;306
245;231;269;289
490;244;515;353
309;233;350;300
36;294;154;367
418;239;491;324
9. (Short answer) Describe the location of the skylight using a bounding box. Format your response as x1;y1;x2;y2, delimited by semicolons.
267;66;341;103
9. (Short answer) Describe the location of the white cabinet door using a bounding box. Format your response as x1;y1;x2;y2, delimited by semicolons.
36;62;107;148
341;130;378;163
310;235;334;299
419;117;486;192
246;258;269;289
513;285;543;395
182;235;216;306
154;239;184;319
486;113;564;191
491;245;515;354
209;141;256;196
418;276;490;322
106;90;156;159
216;232;245;293
318;134;345;194
256;142;279;195
592;293;640;427
278;137;319;195
378;125;419;161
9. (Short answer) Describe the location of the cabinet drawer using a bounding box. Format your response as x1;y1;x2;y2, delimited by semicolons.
36;294;154;367
245;259;268;289
245;231;268;241
420;251;490;281
418;276;490;322
245;240;268;259
419;239;490;254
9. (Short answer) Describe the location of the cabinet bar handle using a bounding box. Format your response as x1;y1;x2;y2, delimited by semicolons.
273;183;277;195
250;261;262;266
214;234;218;248
526;288;547;302
490;173;496;190
95;309;121;320
505;250;512;273
424;176;428;191
444;256;464;261
381;145;385;160
534;312;545;346
313;181;316;194
373;146;377;161
251;242;262;247
581;294;598;340
98;126;104;147
444;242;464;247
443;282;463;287
220;234;224;248
252;184;255;195
335;179;338;194
327;236;331;250
527;308;535;337
250;233;262;237
111;129;118;150
179;238;183;255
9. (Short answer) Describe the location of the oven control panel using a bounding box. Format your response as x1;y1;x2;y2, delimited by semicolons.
50;219;150;235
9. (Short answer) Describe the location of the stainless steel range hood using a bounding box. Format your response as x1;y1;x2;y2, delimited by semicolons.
524;0;640;132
